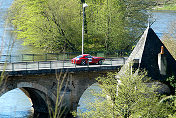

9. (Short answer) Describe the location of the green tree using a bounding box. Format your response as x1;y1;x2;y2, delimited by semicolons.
76;69;173;118
8;0;155;52
84;0;155;52
8;0;82;52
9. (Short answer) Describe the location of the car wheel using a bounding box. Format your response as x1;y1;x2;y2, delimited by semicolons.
98;60;102;65
81;60;86;65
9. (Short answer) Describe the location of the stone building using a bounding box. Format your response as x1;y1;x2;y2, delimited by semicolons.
117;26;176;94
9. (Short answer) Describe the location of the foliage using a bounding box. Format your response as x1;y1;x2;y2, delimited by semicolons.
161;76;176;118
76;68;173;118
154;4;176;10
84;0;154;52
153;0;176;10
154;0;176;6
167;76;176;90
8;0;81;52
8;0;154;52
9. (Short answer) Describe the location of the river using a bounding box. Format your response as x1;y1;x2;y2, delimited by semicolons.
0;0;176;117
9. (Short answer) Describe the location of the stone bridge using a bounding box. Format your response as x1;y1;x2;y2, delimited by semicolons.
0;63;122;117
1;26;176;118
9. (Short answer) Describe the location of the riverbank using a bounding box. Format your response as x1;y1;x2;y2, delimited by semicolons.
154;4;176;11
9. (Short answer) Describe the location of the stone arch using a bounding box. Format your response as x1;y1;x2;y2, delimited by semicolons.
77;82;101;111
69;71;110;112
0;82;56;114
17;82;56;102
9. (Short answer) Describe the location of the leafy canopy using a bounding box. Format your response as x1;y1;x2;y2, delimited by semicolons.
8;0;154;52
76;69;173;118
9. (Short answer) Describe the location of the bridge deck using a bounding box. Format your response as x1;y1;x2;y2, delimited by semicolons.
0;58;126;72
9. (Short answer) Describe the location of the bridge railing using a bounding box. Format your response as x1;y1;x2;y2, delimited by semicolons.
0;51;130;63
0;57;127;71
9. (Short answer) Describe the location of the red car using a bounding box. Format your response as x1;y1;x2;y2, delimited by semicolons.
71;54;105;65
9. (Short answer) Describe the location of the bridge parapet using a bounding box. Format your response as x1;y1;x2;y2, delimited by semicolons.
0;57;127;72
0;51;129;63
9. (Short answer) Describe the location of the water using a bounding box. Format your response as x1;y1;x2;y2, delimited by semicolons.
0;0;176;117
151;10;176;38
77;83;103;113
0;0;14;55
0;89;33;118
0;0;34;117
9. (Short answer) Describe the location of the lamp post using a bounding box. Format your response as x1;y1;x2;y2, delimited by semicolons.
82;3;88;55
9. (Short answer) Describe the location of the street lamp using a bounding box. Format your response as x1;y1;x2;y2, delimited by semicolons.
82;3;88;55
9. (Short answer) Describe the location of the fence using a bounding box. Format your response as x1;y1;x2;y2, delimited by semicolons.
0;51;130;63
0;57;127;71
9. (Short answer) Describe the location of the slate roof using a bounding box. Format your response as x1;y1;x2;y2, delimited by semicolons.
118;26;176;82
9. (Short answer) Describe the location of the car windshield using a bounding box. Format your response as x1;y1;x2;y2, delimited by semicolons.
76;55;82;58
86;55;93;58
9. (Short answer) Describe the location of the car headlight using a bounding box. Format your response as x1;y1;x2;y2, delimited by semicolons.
76;58;80;60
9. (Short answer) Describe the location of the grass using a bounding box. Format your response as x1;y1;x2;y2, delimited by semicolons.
154;4;176;11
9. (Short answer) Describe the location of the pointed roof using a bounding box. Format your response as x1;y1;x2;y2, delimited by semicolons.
118;26;176;81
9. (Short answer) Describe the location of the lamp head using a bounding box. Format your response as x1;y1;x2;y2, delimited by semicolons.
83;3;88;8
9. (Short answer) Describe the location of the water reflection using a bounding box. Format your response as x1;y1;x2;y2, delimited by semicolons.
77;83;103;114
0;88;34;118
